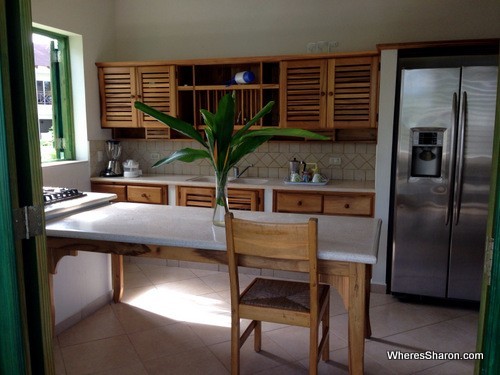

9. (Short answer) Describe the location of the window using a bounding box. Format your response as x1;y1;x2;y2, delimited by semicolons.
36;80;52;105
33;29;74;162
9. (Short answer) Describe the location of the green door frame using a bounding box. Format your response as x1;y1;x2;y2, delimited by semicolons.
0;2;28;370
1;0;54;373
476;47;500;374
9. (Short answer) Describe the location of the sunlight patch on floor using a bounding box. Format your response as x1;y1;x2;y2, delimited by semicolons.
126;286;231;327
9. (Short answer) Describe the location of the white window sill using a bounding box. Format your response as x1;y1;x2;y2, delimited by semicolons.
42;160;88;168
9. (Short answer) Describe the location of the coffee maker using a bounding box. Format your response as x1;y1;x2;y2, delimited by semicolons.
101;140;123;177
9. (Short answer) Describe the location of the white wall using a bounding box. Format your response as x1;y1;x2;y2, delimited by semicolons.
112;0;500;61
31;0;116;325
374;50;398;288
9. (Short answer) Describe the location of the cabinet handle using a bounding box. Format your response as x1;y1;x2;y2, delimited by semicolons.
141;193;149;199
344;203;350;209
297;200;303;206
320;91;326;97
328;91;334;96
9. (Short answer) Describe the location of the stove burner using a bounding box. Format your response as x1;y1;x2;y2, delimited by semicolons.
43;187;86;205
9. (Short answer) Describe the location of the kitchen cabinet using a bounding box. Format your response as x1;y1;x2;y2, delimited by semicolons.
274;190;374;217
280;54;379;130
176;61;280;128
96;51;379;140
97;64;176;138
177;185;264;211
91;182;167;205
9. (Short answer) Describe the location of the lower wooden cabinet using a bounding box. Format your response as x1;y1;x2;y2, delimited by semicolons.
177;185;264;211
91;183;127;202
273;190;374;217
91;182;167;205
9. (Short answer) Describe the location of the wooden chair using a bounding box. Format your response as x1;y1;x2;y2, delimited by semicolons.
224;212;330;374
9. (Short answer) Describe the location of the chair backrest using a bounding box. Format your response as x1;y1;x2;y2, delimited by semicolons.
224;212;320;308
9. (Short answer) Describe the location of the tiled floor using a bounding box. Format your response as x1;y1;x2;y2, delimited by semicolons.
54;260;480;374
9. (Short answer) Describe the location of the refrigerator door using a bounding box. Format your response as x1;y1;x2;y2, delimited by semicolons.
392;68;461;298
448;66;498;301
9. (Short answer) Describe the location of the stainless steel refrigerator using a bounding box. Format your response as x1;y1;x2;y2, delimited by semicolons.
391;57;498;301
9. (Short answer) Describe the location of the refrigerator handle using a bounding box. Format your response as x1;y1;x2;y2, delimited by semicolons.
454;91;467;226
446;92;458;226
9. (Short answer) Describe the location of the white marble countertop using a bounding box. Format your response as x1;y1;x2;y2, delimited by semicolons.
90;174;375;193
45;202;381;264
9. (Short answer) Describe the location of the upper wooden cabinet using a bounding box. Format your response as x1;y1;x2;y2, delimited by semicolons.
97;65;176;130
280;54;379;130
279;59;328;129
176;61;280;128
96;52;379;139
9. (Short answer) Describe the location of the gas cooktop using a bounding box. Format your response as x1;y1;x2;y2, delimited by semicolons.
43;187;86;205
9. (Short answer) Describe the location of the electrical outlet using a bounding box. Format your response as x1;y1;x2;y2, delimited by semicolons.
329;157;341;166
150;152;160;160
307;42;317;53
328;41;339;51
317;41;328;53
97;150;103;162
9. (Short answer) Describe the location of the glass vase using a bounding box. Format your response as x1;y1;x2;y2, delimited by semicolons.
213;171;229;227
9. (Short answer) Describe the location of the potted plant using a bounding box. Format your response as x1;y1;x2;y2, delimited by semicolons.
135;93;329;226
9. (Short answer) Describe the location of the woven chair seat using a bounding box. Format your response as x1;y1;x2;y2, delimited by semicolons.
241;277;329;313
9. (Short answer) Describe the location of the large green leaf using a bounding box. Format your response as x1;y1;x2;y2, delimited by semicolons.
153;148;211;168
200;109;216;133
213;94;235;171
232;100;275;141
200;109;216;163
227;136;273;169
134;101;208;147
138;94;330;175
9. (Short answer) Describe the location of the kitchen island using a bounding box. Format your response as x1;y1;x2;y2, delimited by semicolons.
46;203;381;375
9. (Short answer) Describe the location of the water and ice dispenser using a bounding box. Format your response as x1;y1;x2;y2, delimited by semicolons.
410;128;444;178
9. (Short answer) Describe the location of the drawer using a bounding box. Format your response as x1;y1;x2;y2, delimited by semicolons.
275;192;323;213
127;185;166;204
323;194;373;216
91;183;126;202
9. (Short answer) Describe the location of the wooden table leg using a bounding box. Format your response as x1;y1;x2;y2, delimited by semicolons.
111;254;123;303
348;262;366;375
365;265;372;338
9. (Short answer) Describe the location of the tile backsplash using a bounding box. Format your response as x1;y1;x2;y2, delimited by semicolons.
90;140;375;181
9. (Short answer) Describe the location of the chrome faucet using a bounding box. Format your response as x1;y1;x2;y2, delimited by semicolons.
233;164;253;178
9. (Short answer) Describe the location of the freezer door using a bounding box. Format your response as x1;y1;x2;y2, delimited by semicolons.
392;68;460;298
448;66;498;301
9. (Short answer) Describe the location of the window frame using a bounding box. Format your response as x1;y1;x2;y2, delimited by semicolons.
33;27;75;161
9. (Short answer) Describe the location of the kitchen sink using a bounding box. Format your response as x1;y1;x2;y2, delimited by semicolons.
230;178;268;185
187;176;268;185
187;176;219;183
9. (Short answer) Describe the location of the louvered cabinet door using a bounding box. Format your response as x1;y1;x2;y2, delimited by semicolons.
98;66;138;127
137;66;177;128
280;59;328;129
327;56;379;129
